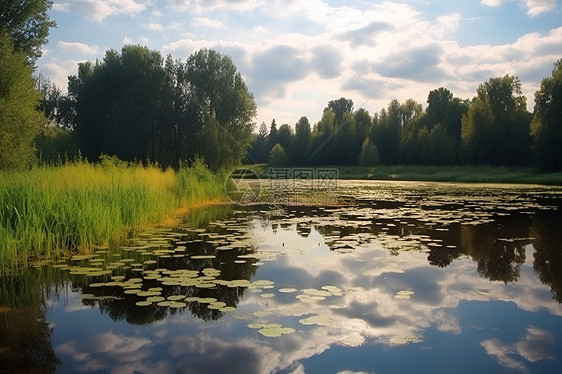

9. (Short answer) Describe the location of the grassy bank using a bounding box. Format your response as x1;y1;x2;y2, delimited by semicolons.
247;164;562;185
0;158;225;269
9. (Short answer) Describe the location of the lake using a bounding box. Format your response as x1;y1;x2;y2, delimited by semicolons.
1;180;562;373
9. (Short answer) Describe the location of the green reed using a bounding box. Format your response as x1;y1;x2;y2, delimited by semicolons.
0;158;225;270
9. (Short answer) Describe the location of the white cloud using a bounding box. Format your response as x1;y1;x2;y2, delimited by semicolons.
435;13;462;38
168;0;258;12
192;17;226;29
57;41;100;55
481;326;556;373
143;22;164;31
54;0;146;22
481;0;558;16
482;0;507;6
42;59;87;92
524;0;558;16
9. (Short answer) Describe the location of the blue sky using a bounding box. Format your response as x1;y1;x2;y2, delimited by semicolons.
38;0;562;127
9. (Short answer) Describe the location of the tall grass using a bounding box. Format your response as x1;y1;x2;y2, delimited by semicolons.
0;157;225;269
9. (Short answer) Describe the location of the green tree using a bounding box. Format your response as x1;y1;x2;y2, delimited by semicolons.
428;123;455;165
267;119;278;151
185;48;256;168
426;87;468;146
70;46;256;169
532;59;562;171
292;116;311;164
359;137;379;166
427;87;453;123
246;122;269;163
334;111;356;164
72;46;164;163
268;143;288;167
0;31;44;169
309;108;336;165
328;97;353;122
0;0;56;62
461;97;495;164
37;75;76;129
372;98;423;165
472;75;531;165
277;124;293;153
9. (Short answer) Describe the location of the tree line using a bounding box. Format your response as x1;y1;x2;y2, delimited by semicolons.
37;45;257;170
247;63;562;172
1;1;561;172
1;1;257;170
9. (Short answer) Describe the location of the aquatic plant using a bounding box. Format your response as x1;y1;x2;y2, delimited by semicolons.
0;159;224;269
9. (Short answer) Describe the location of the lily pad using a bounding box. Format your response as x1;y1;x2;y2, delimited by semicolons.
279;288;298;293
258;326;296;337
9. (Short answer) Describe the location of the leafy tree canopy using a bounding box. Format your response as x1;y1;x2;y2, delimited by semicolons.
0;0;56;63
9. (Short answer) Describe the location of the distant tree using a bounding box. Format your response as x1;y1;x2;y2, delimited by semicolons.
70;46;256;169
292;116;311;164
370;99;402;164
532;59;562;171
462;75;531;165
475;75;531;165
461;97;495;164
309;108;336;165
427;87;453;123
359;138;380;166
35;125;78;163
185;48;256;168
354;108;371;155
37;75;76;129
268;119;278;151
428;123;455;165
0;32;44;169
334;111;356;164
245;122;269;163
268;143;288;167
426;87;468;146
72;45;165;163
277;124;293;152
0;0;56;62
399;99;422;127
328;97;354;122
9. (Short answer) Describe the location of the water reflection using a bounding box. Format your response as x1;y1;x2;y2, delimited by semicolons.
0;270;63;372
1;182;562;373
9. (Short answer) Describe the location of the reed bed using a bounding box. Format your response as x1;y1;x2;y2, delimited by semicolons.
0;158;224;269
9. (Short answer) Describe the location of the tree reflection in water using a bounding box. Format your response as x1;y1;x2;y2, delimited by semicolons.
1;190;562;371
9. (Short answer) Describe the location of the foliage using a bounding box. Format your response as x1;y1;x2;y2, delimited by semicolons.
0;0;55;62
0;159;224;269
532;59;562;171
359;138;379;166
35;125;78;163
0;31;44;169
463;75;531;165
292;116;311;165
268;143;288;167
67;46;256;169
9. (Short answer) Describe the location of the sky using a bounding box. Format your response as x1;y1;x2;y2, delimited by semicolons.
37;0;562;128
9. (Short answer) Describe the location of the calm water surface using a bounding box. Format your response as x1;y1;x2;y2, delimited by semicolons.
2;181;562;373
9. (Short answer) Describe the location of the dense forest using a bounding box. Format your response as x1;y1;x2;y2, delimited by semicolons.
1;1;561;172
247;65;562;171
